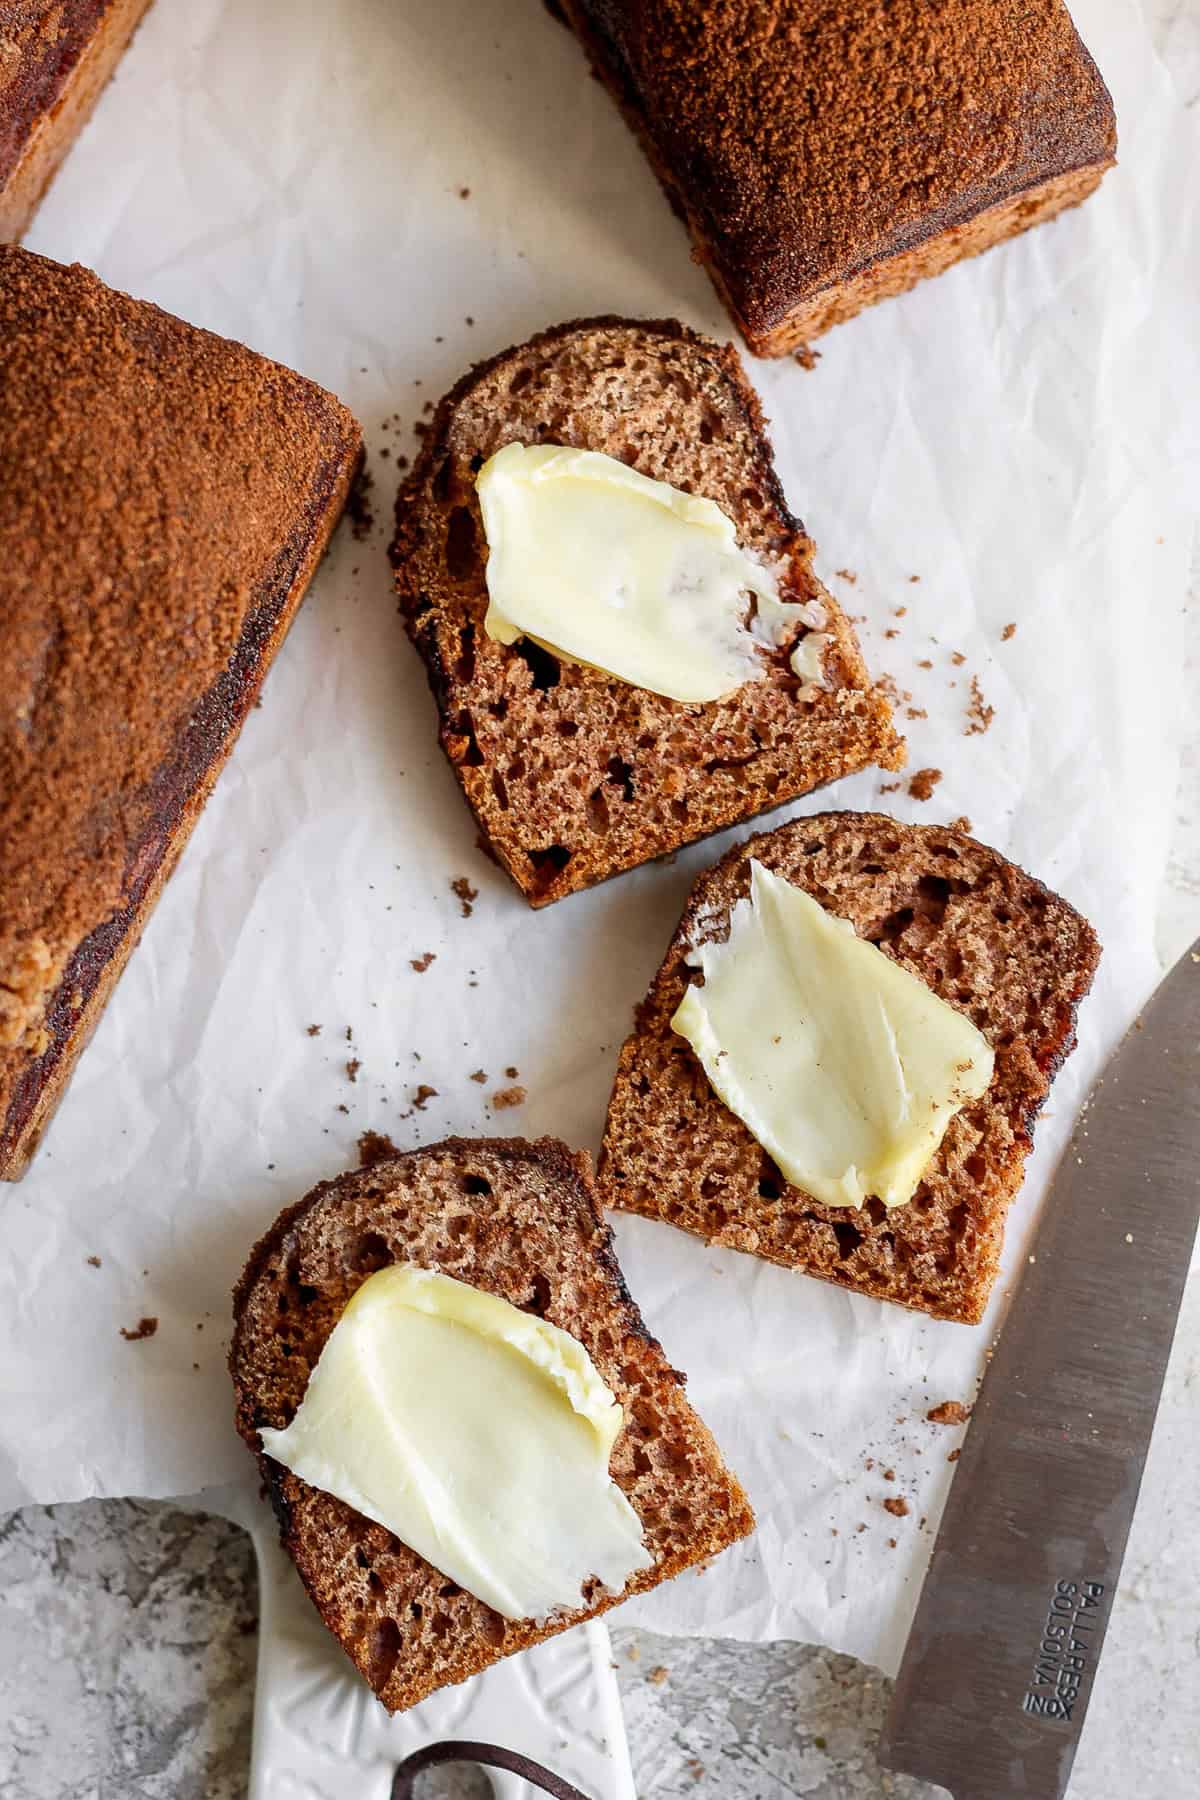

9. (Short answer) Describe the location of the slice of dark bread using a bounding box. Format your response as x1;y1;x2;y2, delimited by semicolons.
598;814;1100;1324
231;1136;754;1713
390;317;903;906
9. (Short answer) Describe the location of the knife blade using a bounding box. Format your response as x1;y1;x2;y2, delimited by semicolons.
877;936;1200;1800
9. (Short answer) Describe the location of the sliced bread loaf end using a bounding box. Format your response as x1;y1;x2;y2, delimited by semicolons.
598;814;1101;1324
391;317;903;905
231;1136;754;1712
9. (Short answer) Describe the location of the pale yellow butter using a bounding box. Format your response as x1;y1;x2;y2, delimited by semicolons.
672;861;994;1210
476;442;825;703
260;1263;652;1621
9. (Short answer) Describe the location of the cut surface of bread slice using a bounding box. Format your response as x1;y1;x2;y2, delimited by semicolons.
557;2;1116;354
390;316;903;906
598;814;1100;1324
0;246;361;1179
231;1136;754;1713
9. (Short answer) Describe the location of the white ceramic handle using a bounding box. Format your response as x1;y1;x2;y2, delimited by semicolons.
182;1482;634;1800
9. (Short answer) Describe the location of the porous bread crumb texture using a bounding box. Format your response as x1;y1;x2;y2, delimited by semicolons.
598;812;1100;1324
230;1136;754;1713
0;246;362;1178
0;1;154;243
390;316;902;906
559;1;1116;352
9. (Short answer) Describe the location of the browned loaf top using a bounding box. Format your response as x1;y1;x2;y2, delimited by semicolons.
390;316;902;906
0;245;362;1178
598;813;1100;1324
230;1136;755;1713
0;1;154;242
560;1;1116;350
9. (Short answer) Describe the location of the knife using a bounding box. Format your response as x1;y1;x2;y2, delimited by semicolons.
878;936;1200;1800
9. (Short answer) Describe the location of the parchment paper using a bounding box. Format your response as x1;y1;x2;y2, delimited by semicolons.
7;0;1198;1677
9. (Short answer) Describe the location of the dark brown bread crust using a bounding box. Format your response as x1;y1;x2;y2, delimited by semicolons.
230;1137;754;1713
559;1;1117;352
0;246;362;1178
390;316;902;906
598;813;1100;1323
0;0;154;242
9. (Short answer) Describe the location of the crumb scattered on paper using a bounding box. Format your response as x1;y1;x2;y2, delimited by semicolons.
882;1495;909;1518
834;568;857;584
965;675;994;735
648;1665;669;1686
346;463;374;540
451;876;478;917
306;1023;321;1037
358;1130;400;1168
908;768;942;801
794;342;821;371
1002;622;1017;640
948;815;972;833
412;1084;438;1112
928;1400;971;1426
469;1068;487;1083
120;1317;158;1342
410;952;436;972
492;1085;526;1109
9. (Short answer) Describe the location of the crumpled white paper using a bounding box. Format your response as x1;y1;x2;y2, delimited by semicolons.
7;0;1197;1678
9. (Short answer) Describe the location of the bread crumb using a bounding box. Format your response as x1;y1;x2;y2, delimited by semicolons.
345;1058;361;1083
86;1254;101;1268
917;658;933;669
883;1467;896;1481
908;574;920;583
357;1130;400;1168
336;1103;350;1115
834;568;857;584
907;767;942;802
412;1084;438;1112
626;1642;641;1662
887;1537;898;1549
893;606;907;617
505;1065;520;1079
346;463;375;541
451;876;478;917
648;1665;669;1686
459;186;471;198
882;1495;909;1518
879;780;901;793
947;1448;961;1463
410;952;436;972
1001;622;1017;640
950;650;966;666
948;815;972;833
927;1400;971;1425
884;628;899;639
120;1317;158;1342
306;1024;321;1037
469;1068;487;1083
904;706;928;720
492;1085;527;1109
793;342;822;370
965;675;994;735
